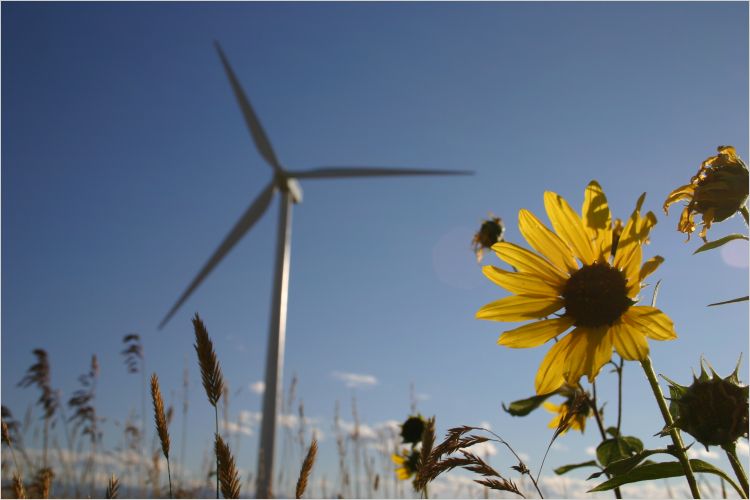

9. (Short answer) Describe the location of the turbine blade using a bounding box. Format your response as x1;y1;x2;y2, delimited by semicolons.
159;182;276;330
288;167;474;179
214;41;283;173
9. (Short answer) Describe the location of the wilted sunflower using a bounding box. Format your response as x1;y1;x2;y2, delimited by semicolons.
472;215;505;262
400;415;426;445
391;448;420;481
664;145;749;241
477;181;677;395
543;394;591;435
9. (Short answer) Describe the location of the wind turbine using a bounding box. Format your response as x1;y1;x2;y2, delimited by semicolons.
159;41;473;498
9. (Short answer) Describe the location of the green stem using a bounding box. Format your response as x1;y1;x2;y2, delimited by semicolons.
167;457;174;499
589;383;622;500
640;356;701;498
616;357;624;435
722;443;748;498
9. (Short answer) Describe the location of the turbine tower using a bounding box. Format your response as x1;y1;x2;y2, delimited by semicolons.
159;41;473;498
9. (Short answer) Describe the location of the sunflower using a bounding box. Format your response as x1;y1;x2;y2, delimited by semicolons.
477;181;677;395
664;145;749;241
391;448;420;481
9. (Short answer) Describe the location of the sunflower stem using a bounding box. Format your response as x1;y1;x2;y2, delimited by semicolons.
722;442;748;498
588;384;622;499
616;356;624;435
640;356;701;498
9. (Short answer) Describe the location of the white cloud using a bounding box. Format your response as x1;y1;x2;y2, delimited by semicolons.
551;441;569;452
585;446;596;456
331;371;378;388
687;447;720;460
229;410;326;442
479;421;493;431
224;410;261;437
539;474;694;499
466;440;498;457
249;381;265;395
225;420;253;437
721;239;749;268
737;440;749;456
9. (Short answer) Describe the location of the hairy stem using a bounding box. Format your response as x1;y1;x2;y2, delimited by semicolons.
723;443;748;498
616;357;624;435
640;356;701;498
588;383;622;499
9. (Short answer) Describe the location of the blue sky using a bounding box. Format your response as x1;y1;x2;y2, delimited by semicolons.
3;2;748;497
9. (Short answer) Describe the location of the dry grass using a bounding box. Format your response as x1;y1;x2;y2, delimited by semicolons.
415;425;525;498
151;373;174;498
215;434;241;499
151;374;171;460
33;467;54;499
295;436;318;499
106;474;120;499
192;314;225;407
12;473;27;499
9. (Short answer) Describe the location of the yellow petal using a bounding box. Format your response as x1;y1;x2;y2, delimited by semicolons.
584;327;613;382
621;243;643;296
564;327;612;384
663;184;694;214
571;416;586;433
518;209;578;274
614;209;640;270
611;320;649;360
491;242;568;286
581;181;613;261
622;306;677;341
636;211;658;242
544;191;595;265
498;316;575;348
535;333;574;395
547;413;563;431
477;295;563;322
639;256;664;283
543;402;561;413
482;266;560;298
391;454;404;465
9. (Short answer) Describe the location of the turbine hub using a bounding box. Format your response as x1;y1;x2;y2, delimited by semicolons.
275;173;303;204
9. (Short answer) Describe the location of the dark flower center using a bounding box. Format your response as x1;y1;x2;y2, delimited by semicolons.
563;263;632;328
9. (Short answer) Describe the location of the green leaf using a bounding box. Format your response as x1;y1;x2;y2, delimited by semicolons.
554;460;598;476
596;437;644;468
708;296;749;307
694;234;749;254
588;449;673;479
502;392;556;417
605;427;620;438
588;459;744;497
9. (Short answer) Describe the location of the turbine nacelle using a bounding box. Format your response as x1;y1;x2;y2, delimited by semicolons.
275;172;303;204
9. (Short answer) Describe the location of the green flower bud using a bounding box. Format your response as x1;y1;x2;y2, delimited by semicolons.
664;357;749;449
472;215;505;261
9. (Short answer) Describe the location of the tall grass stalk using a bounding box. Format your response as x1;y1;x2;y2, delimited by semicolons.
151;373;173;498
193;314;225;499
